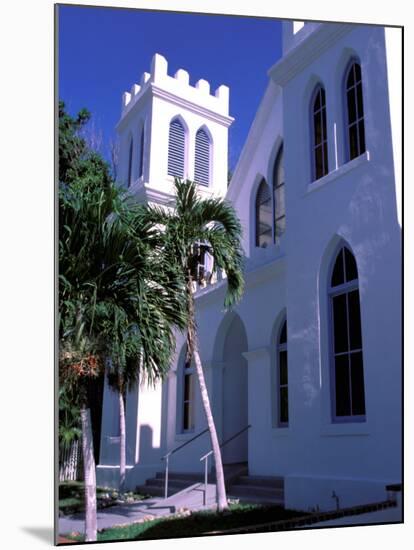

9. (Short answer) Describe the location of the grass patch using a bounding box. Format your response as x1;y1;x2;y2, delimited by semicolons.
65;503;307;542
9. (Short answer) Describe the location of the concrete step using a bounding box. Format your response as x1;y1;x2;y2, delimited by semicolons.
155;471;208;482
235;475;284;489
146;477;208;490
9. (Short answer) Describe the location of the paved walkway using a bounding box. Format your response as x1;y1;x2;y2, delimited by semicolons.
59;482;218;536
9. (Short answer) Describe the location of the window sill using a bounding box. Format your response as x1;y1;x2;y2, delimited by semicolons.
320;421;370;437
306;151;370;194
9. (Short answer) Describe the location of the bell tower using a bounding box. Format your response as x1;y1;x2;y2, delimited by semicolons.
116;53;234;207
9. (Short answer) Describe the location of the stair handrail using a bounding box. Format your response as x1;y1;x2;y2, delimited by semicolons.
199;424;251;506
161;427;209;499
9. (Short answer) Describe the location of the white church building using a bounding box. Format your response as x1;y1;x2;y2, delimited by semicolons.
97;20;402;514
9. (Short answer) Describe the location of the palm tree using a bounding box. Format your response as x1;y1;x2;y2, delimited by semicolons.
97;207;187;493
150;178;244;512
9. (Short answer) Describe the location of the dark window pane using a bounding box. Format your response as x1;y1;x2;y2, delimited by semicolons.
314;112;322;144
273;147;284;187
333;293;348;353
348;290;362;350
315;145;323;180
323;140;328;176
184;374;192;401
358;120;366;154
344;247;358;282
279;321;287;344
347;89;357;124
183;402;190;430
331;249;345;287
279;387;289;424
347;65;355;88
356;82;364;119
314;90;321;111
335;354;351;416
349;123;358;160
256;180;272;247
322;107;327;142
320;87;326;105
350;351;366;415
354;62;361;83
279;350;288;385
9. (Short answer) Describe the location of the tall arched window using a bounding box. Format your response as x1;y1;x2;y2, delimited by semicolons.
312;86;328;180
168;118;185;178
127;138;134;187
345;61;366;161
329;245;366;421
273;146;285;240
182;349;195;432
137;125;144;179
255;179;272;248
277;319;288;427
194;128;211;186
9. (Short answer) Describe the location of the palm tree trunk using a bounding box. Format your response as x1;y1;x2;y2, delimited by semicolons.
192;341;228;511
80;405;97;542
119;390;126;493
186;276;228;511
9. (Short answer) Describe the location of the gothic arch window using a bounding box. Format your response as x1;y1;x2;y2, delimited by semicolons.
137;124;144;179
344;61;366;161
182;348;195;432
127;137;134;187
255;179;272;248
194;127;211;186
311;85;328;180
329;244;366;421
273;145;285;240
168;118;186;178
277;318;288;427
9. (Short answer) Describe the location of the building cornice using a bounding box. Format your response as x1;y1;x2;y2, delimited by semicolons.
117;83;234;131
268;23;355;86
151;84;234;127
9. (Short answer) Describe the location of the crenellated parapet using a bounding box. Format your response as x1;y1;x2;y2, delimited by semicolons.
121;53;230;118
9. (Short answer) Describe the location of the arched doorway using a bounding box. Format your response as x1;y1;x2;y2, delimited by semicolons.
221;314;248;464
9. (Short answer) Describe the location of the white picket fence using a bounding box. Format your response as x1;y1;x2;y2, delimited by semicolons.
59;439;83;481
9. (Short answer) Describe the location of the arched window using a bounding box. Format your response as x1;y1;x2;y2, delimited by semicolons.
255;179;272;248
329;245;366;421
277;319;288;427
182;348;195;432
127;138;134;187
168;118;185;178
194;128;211;186
312;86;328;180
273;146;285;240
345;61;366;161
137;125;144;179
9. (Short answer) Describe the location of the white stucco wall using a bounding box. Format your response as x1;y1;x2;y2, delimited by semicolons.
98;24;401;512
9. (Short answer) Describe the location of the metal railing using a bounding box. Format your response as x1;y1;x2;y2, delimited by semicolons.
199;424;251;506
161;428;209;499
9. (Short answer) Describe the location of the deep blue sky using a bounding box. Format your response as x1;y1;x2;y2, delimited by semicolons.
58;5;283;172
